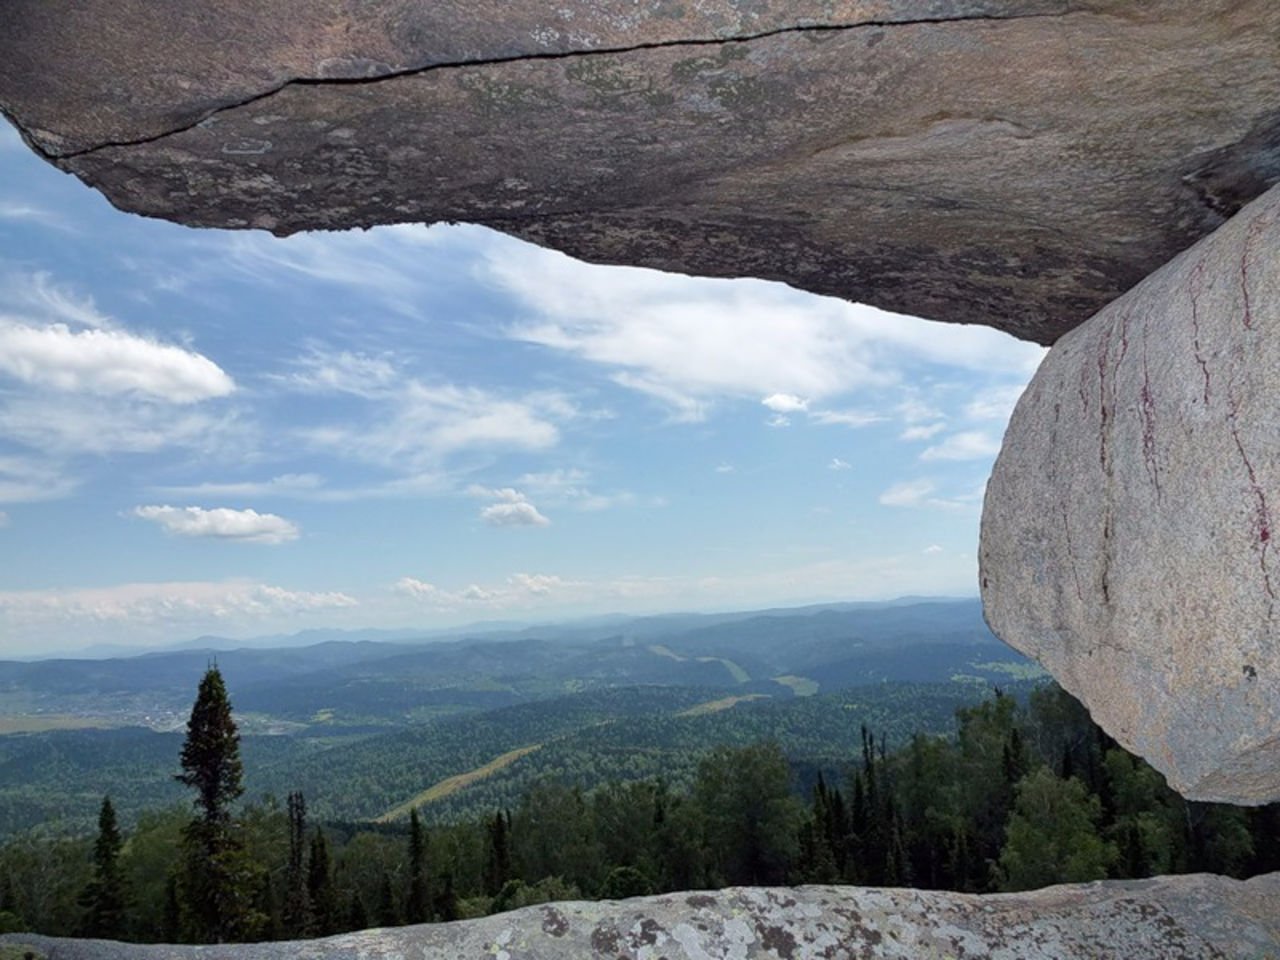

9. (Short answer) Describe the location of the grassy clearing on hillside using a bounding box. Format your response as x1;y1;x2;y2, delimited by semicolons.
677;694;770;717
696;657;750;683
374;744;543;822
772;675;820;696
0;715;115;734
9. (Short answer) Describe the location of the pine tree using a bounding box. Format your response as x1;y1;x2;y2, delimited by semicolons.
175;665;250;942
406;808;429;923
162;875;181;942
78;796;129;939
377;873;400;928
483;811;512;896
346;893;369;933
307;829;338;936
431;872;459;923
282;792;310;937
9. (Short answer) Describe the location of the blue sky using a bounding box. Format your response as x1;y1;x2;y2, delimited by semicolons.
0;120;1045;655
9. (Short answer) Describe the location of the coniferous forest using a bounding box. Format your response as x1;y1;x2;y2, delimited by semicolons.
1;666;1277;943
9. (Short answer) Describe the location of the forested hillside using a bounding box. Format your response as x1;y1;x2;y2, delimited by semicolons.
2;680;1276;943
0;600;1041;834
8;600;1265;947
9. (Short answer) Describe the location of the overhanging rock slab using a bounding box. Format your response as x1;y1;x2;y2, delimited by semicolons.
2;1;1280;342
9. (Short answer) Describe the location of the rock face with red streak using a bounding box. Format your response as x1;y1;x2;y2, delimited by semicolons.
982;182;1280;804
2;1;1279;342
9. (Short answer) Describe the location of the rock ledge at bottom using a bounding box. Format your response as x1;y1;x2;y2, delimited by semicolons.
4;873;1278;960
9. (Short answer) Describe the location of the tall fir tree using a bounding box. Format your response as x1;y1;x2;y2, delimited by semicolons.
78;796;129;939
406;808;430;923
282;791;311;937
483;811;512;896
377;873;400;928
307;829;339;936
175;665;250;942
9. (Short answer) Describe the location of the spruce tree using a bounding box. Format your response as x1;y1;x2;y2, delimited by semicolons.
483;811;512;896
282;792;310;936
406;808;430;923
307;829;338;936
376;873;400;927
162;875;181;942
79;796;128;939
176;665;250;942
346;893;369;933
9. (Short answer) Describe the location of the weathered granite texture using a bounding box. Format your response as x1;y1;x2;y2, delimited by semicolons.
981;182;1280;804
3;1;1280;342
5;875;1279;959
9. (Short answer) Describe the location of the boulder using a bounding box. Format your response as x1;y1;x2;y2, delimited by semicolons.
2;1;1279;341
981;182;1280;804
5;874;1279;959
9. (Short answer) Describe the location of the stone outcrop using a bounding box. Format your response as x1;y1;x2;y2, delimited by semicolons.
6;874;1280;959
3;2;1280;342
981;182;1280;804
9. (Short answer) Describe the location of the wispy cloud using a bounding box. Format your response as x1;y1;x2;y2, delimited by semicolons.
276;347;399;399
152;474;324;499
395;572;570;608
0;395;251;458
964;384;1028;422
829;458;852;471
0;580;357;645
900;423;946;441
0;202;71;232
133;505;300;544
487;236;1046;420
0;455;78;503
810;408;884;428
219;224;452;320
302;381;568;469
919;430;1002;462
878;478;982;511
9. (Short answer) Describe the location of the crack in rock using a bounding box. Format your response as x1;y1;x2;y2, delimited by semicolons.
38;9;1075;162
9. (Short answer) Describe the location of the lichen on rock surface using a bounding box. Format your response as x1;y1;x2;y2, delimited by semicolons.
982;182;1280;805
4;874;1279;958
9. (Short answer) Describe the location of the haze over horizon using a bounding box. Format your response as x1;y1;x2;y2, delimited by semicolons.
0;120;1043;657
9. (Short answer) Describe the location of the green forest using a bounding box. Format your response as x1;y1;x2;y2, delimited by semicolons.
1;668;1277;943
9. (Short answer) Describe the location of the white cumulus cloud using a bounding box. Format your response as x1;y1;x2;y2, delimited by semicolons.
133;505;300;544
0;322;233;403
480;500;550;528
829;458;852;471
762;393;808;413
